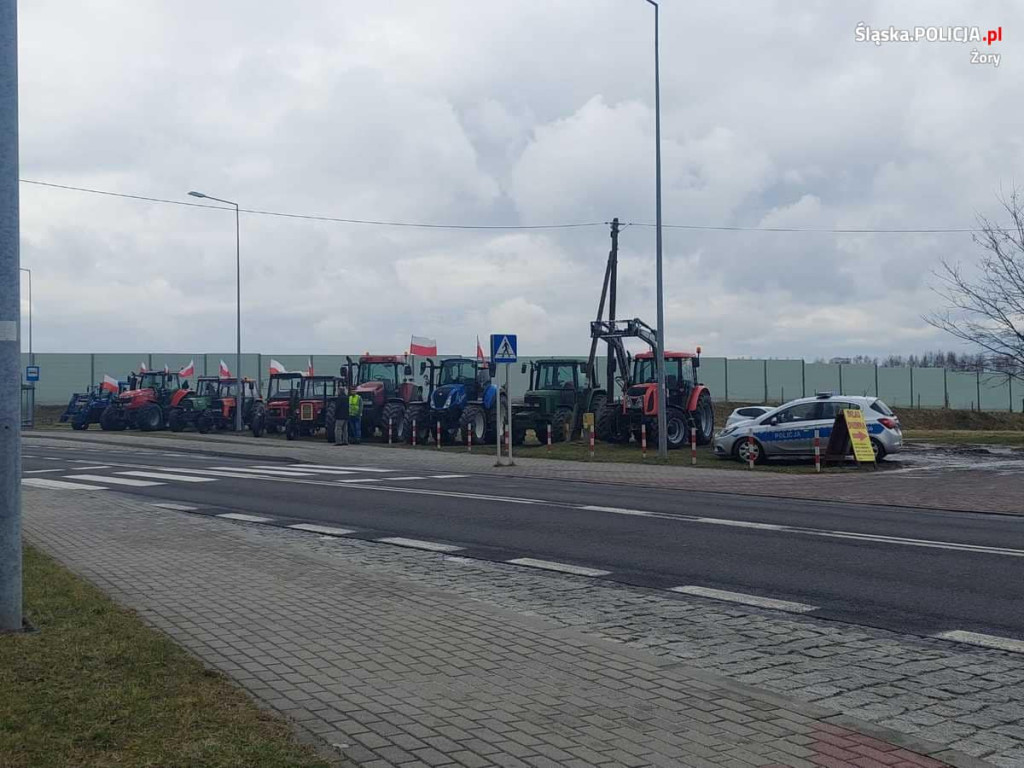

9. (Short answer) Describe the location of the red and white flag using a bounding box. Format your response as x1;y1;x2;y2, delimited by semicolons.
219;359;231;378
139;361;149;373
476;336;485;361
178;359;195;378
306;357;314;377
163;364;170;374
101;374;119;393
269;358;286;375
410;335;437;356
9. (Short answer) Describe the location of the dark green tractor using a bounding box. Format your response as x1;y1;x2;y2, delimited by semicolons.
511;359;607;446
167;376;220;433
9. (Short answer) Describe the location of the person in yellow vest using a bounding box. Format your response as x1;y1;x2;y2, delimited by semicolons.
348;390;363;444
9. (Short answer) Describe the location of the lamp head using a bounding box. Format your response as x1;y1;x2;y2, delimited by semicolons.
187;191;207;199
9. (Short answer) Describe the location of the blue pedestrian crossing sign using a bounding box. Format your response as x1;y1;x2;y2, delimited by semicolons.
490;334;517;364
25;365;40;382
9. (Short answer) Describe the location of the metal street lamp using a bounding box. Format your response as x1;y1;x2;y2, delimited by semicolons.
19;266;29;363
188;190;242;433
644;0;668;458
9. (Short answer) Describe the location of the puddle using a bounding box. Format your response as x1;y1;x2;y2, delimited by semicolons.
886;443;1024;475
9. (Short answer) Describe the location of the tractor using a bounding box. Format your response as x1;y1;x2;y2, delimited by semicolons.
250;372;304;437
167;376;220;432
342;355;421;441
511;359;607;446
283;375;341;441
403;357;504;445
60;380;129;430
99;371;188;431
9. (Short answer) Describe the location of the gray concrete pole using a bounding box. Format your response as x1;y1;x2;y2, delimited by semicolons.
234;202;241;432
0;0;21;632
646;0;668;458
19;267;28;362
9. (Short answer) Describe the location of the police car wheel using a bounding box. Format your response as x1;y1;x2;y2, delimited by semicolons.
734;437;765;464
870;438;887;461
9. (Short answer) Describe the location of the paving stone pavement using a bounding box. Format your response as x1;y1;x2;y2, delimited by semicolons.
29;431;1024;516
23;489;1014;767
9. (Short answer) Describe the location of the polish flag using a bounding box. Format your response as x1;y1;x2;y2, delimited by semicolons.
163;364;170;374
101;374;119;393
219;359;231;378
139;361;149;373
306;357;314;377
476;336;485;361
178;359;195;378
410;335;437;356
269;358;286;375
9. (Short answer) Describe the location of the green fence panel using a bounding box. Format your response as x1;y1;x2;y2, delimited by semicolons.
945;371;977;410
839;364;876;397
726;359;766;402
93;354;146;383
30;353;93;405
979;373;1013;412
877;367;912;407
911;368;946;408
766;360;804;403
804;363;840;396
699;357;726;399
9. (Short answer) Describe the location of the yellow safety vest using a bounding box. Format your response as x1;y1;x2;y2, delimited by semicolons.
348;394;362;417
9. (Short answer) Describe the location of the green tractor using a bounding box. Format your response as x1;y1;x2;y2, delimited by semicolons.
167;376;220;433
511;359;606;446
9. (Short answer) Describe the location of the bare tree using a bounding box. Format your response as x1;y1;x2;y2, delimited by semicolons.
926;190;1024;374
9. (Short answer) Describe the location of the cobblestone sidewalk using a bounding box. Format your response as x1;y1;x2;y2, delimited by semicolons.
23;489;995;768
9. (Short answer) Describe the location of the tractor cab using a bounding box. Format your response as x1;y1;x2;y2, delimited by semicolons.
512;359;598;445
405;356;501;446
122;371;183;402
624;349;714;448
250;372;304;437
527;360;585;405
351;355;415;410
284;375;339;441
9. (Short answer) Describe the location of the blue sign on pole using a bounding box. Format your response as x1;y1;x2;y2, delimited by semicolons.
490;334;517;364
25;365;40;382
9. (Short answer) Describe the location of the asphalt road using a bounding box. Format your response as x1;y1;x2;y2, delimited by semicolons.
20;436;1024;645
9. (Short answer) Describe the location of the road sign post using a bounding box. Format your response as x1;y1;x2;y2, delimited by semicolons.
490;334;518;467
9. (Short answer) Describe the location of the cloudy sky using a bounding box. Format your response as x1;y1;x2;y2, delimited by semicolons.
16;0;1021;359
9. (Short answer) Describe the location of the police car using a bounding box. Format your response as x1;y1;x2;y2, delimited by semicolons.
713;393;902;464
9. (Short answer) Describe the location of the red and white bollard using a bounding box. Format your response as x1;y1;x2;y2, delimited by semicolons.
467;426;472;452
589;427;595;459
546;423;552;452
412;419;417;447
436;420;441;449
747;427;754;470
691;427;697;466
504;425;510;453
641;423;647;460
388;418;393;445
814;429;821;473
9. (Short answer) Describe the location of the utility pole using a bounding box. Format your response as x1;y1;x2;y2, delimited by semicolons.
605;219;620;393
0;0;21;632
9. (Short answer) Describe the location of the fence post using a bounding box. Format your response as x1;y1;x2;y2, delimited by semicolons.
977;371;982;412
943;367;949;409
838;364;843;395
910;367;915;408
802;359;807;398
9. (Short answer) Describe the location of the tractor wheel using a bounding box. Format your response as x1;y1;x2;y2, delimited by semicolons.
596;403;629;444
137;404;163;432
285;418;299;441
250;406;265;437
692;390;715;445
168;409;186;432
512;423;527;446
460;404;489;445
587;394;608;442
324;403;338;444
550;407;572;444
196;412;213;434
100;406;126;432
481;394;508;443
400;405;428;444
664;407;688;450
381;402;405;443
71;415;89;431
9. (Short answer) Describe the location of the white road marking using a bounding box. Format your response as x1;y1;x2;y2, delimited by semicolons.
670;586;818;614
64;474;164;487
338;478;383;484
210;466;315;477
22;478;109;491
386;476;426;481
150;502;199;511
24;469;63;474
42;457;64;461
428;474;470;479
934;630;1024;654
377;537;464;553
250;465;355;475
697;517;785;531
217;513;274;523
118;471;216;483
133;467;281;480
292;464;395;473
582;505;655;518
507;558;611;577
73;465;111;470
289;523;357;536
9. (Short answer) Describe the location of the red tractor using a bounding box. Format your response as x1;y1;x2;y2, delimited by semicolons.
100;371;189;431
201;378;261;432
343;355;422;441
284;375;341;441
622;348;714;449
250;372;304;437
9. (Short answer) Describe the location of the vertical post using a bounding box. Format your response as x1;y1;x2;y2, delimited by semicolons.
802;359;807;397
909;366;914;409
814;429;821;473
234;203;242;433
943;367;949;409
724;357;729;403
412;419;417;448
436;420;441;449
763;360;768;403
467;423;472;452
506;364;514;465
546;422;551;452
977;371;982;413
494;386;502;466
641;422;647;460
747;427;754;470
0;0;21;631
589;425;595;459
690;426;696;466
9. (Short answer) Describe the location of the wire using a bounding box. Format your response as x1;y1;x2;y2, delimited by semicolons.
19;179;604;231
21;178;992;234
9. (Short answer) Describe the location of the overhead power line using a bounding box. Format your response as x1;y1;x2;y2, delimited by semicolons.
21;178;990;234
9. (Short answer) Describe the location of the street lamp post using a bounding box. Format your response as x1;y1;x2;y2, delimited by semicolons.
188;190;242;433
19;267;29;363
645;0;668;458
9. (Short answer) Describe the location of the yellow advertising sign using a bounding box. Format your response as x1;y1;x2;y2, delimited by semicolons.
582;412;595;430
843;409;875;464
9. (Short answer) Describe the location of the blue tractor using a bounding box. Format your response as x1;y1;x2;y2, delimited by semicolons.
60;380;129;430
401;357;506;445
